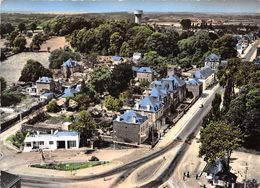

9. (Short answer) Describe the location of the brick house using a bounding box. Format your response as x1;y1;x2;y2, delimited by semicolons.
135;67;156;82
113;110;150;144
204;53;221;70
185;78;203;99
36;76;55;95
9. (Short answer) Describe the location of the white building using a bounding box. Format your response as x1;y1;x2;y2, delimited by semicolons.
39;92;53;102
23;131;80;152
204;53;221;70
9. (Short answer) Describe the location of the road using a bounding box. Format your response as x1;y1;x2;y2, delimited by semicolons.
116;85;220;188
242;40;260;62
0;85;219;188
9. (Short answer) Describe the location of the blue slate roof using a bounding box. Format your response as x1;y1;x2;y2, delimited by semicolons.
112;56;123;61
138;96;161;112
194;67;214;79
36;77;53;83
205;53;220;62
61;88;78;98
61;58;77;68
150;87;168;101
116;110;148;124
55;131;79;137
185;78;200;86
162;75;186;87
41;92;53;97
136;67;154;73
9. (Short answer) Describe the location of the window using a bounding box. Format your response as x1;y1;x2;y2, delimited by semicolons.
49;141;54;145
68;141;76;148
26;142;31;147
39;141;44;145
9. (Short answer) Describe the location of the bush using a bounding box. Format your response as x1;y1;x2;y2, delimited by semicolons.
104;96;122;112
7;131;28;148
1;91;24;107
46;100;60;112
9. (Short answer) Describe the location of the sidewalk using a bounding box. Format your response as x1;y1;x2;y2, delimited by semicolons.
155;84;219;149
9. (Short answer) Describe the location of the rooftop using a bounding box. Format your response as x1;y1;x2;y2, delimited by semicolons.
115;110;148;124
194;67;214;79
205;53;220;62
138;95;161;112
61;58;77;68
36;77;53;83
136;67;154;73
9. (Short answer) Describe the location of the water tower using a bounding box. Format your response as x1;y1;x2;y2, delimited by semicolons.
134;10;143;24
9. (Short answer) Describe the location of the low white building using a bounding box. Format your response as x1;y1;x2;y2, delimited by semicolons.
23;131;80;152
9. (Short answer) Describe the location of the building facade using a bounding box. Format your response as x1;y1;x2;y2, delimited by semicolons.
23;131;80;152
36;77;55;95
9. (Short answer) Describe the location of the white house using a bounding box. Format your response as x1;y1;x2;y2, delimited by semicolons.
23;131;80;152
193;67;215;90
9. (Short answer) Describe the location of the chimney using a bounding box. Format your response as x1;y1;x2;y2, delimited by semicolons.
132;116;136;123
146;105;150;111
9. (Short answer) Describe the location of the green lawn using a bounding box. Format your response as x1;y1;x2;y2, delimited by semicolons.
31;161;109;171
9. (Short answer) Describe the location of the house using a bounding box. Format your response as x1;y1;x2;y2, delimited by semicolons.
133;52;142;62
193;67;215;90
111;56;124;64
204;159;237;188
26;85;37;96
39;92;53;102
36;77;55;95
133;95;164;131
61;58;79;79
113;110;150;144
162;75;186;103
204;53;221;70
23;131;80;152
135;67;156;82
185;78;203;99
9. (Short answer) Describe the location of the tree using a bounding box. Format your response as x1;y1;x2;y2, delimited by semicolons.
0;77;7;92
0;23;15;37
226;88;260;150
0;51;6;61
73;93;91;110
46;100;60;112
120;41;132;57
30;22;37;32
13;34;27;52
18;23;26;32
211;93;222;119
70;110;96;145
199;121;244;164
145;32;169;56
222;78;233;113
107;63;134;97
213;35;237;59
49;48;81;69
180;19;191;30
19;59;52;82
30;32;47;51
108;32;124;55
7;30;19;47
90;67;111;94
104;96;122;112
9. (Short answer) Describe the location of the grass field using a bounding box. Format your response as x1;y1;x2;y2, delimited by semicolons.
31;161;109;171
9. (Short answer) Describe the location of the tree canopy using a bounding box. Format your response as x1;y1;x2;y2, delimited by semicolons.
70;110;96;145
19;59;52;82
199;121;244;164
49;48;81;69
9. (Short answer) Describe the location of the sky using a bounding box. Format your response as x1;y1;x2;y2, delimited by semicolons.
1;0;260;13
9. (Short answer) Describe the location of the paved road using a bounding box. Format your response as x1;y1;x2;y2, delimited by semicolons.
2;85;219;188
242;40;260;62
